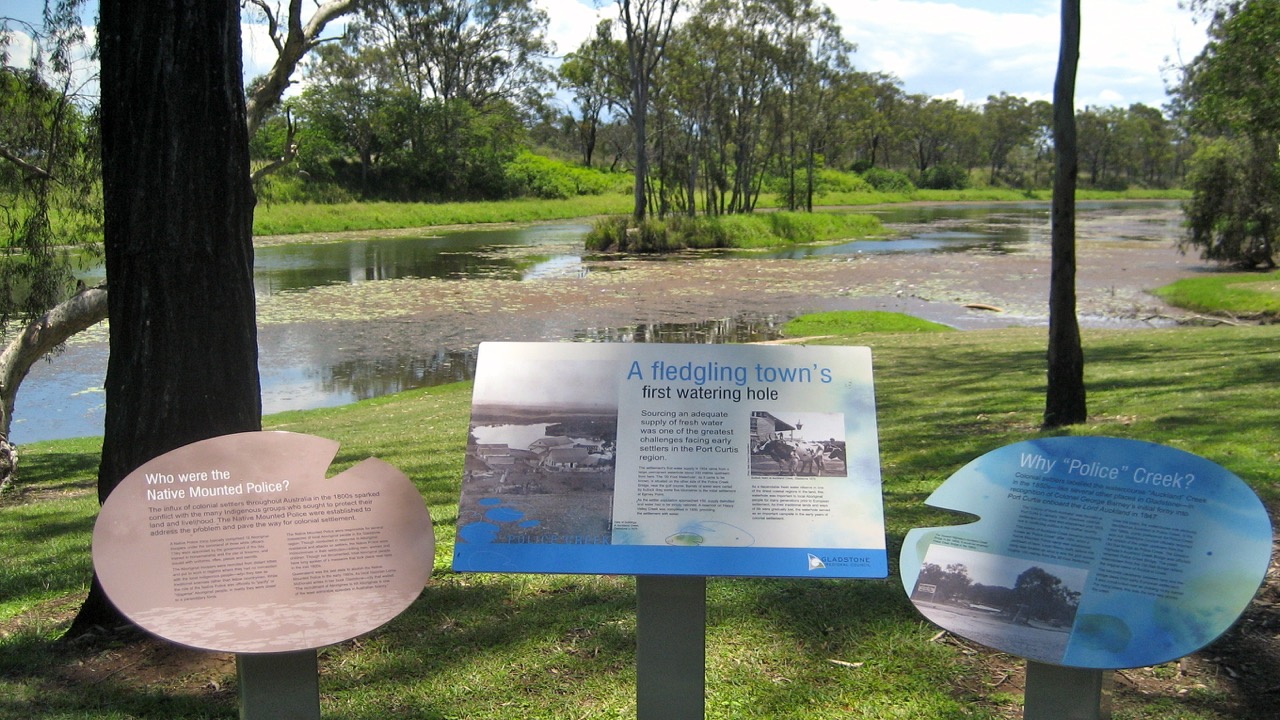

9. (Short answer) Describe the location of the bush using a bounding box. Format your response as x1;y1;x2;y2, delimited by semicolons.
253;171;355;205
504;152;623;199
861;167;916;193
918;164;971;191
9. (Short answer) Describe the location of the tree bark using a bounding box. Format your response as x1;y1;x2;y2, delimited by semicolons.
1044;0;1086;428
67;0;262;637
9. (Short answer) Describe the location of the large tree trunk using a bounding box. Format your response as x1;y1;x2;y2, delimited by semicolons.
1044;0;1086;428
67;0;262;638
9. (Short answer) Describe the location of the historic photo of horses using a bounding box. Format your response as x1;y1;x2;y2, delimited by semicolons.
749;410;848;478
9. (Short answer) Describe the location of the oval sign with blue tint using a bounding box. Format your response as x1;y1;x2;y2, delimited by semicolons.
900;436;1271;669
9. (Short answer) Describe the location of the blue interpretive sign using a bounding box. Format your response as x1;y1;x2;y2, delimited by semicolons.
453;342;887;578
901;436;1272;669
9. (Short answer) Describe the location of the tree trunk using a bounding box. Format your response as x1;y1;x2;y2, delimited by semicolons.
632;80;649;222
67;0;262;638
1044;0;1086;428
0;285;108;454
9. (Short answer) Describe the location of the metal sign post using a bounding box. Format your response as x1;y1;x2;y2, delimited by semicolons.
1024;662;1111;720
237;650;321;720
637;575;706;720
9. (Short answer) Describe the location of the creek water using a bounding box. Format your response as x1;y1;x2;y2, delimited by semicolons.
19;201;1182;444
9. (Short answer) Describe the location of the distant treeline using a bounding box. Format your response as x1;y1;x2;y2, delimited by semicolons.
240;1;1185;207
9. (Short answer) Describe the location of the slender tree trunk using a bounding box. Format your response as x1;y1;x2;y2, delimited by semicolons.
67;0;261;637
1044;0;1086;428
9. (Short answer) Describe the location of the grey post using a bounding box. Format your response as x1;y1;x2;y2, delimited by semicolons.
1024;661;1111;720
237;649;321;720
637;575;707;720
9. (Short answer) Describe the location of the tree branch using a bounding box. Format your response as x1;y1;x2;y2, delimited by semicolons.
0;283;108;444
0;145;57;183
245;0;358;136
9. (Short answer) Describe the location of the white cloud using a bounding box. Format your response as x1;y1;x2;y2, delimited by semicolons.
536;0;612;57
832;0;1205;109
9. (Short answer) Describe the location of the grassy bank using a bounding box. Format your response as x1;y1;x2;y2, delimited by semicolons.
251;189;1189;238
1154;269;1280;319
3;321;1277;719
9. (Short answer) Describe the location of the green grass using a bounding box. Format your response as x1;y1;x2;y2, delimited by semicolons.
252;196;633;236
782;311;954;337
1154;269;1280;318
251;188;1189;238
3;323;1277;719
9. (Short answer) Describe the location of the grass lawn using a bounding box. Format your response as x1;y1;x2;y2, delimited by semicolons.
1154;269;1280;319
2;319;1277;719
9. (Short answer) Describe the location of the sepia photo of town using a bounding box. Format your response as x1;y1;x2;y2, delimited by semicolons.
459;404;618;545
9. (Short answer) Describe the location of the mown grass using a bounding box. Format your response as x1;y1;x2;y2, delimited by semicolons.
782;311;954;337
2;321;1277;719
1154;269;1280;318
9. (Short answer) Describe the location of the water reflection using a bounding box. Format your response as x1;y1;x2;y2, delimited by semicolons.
253;223;592;295
572;317;784;344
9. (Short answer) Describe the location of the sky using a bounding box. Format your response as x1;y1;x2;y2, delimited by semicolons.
5;0;1207;110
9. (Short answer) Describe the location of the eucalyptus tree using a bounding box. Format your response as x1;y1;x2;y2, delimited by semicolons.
1076;105;1127;188
294;40;398;195
1177;0;1279;268
65;0;261;636
349;0;554;197
1044;0;1085;429
558;20;626;168
982;92;1036;185
0;8;101;479
0;1;354;496
615;0;682;221
768;0;853;212
1125;103;1175;188
845;71;905;170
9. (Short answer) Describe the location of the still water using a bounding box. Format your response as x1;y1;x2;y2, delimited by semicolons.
18;201;1180;444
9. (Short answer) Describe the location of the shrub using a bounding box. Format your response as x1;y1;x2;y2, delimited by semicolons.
504;152;623;199
918;164;971;191
861;167;916;193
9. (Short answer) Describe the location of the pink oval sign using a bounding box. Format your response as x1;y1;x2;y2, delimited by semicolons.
92;431;434;653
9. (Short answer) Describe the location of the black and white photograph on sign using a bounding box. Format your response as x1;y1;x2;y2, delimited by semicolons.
749;410;847;477
910;543;1088;665
458;350;619;546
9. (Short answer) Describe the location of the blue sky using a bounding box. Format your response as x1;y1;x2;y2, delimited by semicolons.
6;0;1206;109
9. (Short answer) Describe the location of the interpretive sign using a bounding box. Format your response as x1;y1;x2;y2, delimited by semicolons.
901;436;1271;669
453;342;886;578
93;431;434;653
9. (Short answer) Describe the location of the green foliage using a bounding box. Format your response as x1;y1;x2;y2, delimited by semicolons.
584;212;883;252
812;168;872;194
1176;1;1280;268
0;45;101;330
860;167;916;194
502;152;627;199
783;311;954;337
917;164;970;191
1181;136;1278;268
